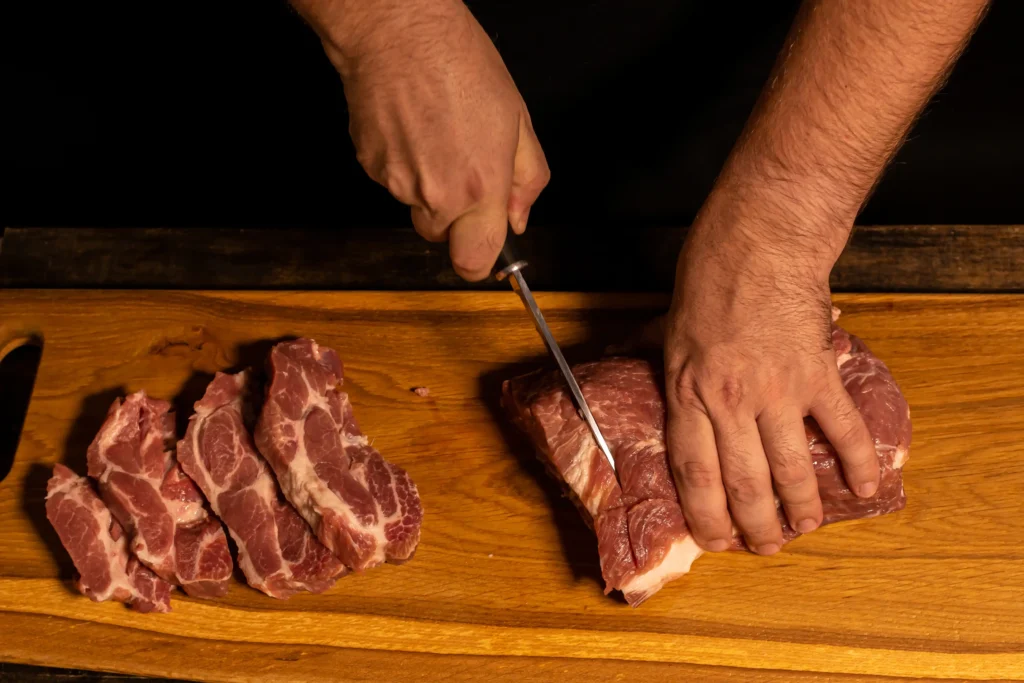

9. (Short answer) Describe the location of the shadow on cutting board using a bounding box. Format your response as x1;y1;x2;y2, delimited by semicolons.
477;307;666;601
22;463;77;583
478;355;606;592
171;336;298;435
23;387;127;582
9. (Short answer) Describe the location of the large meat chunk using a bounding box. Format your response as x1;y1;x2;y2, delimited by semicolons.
254;339;422;571
501;318;911;606
177;371;347;598
45;464;172;613
86;392;234;598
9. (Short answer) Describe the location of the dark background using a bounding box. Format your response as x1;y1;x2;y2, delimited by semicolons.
0;4;1020;679
3;0;1022;231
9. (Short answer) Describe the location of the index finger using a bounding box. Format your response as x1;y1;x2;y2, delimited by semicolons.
811;372;880;498
666;379;733;552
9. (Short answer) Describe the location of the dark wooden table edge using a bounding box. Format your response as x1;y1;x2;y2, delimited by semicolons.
0;225;1020;292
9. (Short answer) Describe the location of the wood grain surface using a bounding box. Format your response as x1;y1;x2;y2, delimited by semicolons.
0;290;1022;682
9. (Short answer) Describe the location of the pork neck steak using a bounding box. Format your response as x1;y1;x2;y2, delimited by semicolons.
254;339;423;571
46;464;172;612
177;371;347;598
501;318;912;606
86;392;234;598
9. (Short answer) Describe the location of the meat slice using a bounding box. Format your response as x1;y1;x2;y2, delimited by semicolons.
45;464;172;613
86;391;234;598
177;371;347;598
254;339;423;571
501;316;912;606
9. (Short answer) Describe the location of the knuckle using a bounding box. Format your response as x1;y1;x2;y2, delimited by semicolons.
463;165;492;205
840;419;872;452
704;375;747;413
742;521;782;543
669;372;705;412
688;510;728;535
823;383;857;418
679;460;718;489
380;161;415;202
417;178;449;216
724;475;766;506
770;449;813;488
533;161;552;189
354;147;375;173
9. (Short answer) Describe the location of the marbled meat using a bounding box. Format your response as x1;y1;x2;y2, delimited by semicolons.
45;464;172;612
86;392;233;598
501;312;911;606
177;371;347;598
254;339;423;572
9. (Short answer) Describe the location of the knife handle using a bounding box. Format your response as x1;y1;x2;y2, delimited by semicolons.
494;224;527;281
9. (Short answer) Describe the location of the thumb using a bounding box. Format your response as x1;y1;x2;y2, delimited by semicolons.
448;203;509;282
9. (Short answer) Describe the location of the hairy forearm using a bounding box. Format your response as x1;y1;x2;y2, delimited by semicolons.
288;0;462;76
707;0;989;268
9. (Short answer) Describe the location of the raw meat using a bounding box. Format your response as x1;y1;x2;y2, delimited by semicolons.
86;391;234;598
254;338;423;571
501;315;912;606
45;464;172;613
177;370;347;598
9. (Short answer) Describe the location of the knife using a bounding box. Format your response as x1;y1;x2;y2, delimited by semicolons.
494;227;618;475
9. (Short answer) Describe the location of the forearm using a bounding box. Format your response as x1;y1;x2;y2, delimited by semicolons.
288;0;463;77
705;0;989;269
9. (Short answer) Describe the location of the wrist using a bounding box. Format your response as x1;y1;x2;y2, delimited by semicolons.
697;153;857;276
291;0;464;78
687;174;849;286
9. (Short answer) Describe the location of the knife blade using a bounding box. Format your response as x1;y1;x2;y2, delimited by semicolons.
494;227;618;475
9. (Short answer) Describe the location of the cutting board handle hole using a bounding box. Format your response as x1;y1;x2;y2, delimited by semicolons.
0;336;43;484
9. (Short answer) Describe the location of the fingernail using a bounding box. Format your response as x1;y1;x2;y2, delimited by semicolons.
795;518;818;533
856;482;878;498
756;543;780;556
704;538;730;552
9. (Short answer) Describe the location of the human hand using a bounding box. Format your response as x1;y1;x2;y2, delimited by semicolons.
663;200;880;556
311;0;550;281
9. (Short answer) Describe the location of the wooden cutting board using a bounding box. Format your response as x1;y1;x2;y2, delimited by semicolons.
1;290;1022;682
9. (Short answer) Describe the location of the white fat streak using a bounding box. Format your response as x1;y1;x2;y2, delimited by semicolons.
562;435;597;516
276;344;415;569
280;348;393;567
188;381;298;594
632;437;661;452
619;534;704;604
559;427;657;519
92;402;159;568
46;472;79;499
245;457;306;592
93;395;200;573
342;431;400;551
893;447;910;469
65;478;140;603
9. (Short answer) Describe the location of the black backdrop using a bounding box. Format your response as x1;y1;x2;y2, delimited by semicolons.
3;0;1022;230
